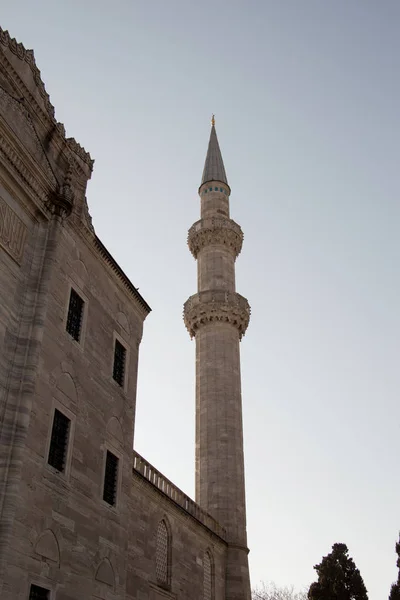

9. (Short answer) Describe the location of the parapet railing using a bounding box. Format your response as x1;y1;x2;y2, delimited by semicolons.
183;289;250;313
188;217;243;238
132;450;226;540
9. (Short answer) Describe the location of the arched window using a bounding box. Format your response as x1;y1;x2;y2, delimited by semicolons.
203;550;213;600
156;519;170;587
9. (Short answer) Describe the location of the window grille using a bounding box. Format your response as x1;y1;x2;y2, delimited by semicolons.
66;288;84;342
203;551;212;600
48;409;70;472
103;450;118;506
29;584;50;600
113;339;126;387
155;520;169;585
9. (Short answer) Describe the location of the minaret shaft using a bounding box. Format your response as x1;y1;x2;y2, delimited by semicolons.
195;323;246;543
201;189;230;219
184;123;251;599
197;246;236;292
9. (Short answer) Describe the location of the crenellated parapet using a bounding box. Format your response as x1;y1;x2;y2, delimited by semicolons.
184;290;250;340
188;217;243;259
0;26;93;173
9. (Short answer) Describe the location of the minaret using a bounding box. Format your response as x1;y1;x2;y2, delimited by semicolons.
184;118;251;599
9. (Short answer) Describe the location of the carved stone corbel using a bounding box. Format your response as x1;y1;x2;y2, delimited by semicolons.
188;217;243;259
183;290;250;339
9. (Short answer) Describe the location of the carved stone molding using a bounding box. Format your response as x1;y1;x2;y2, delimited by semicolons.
82;196;95;233
66;137;94;170
188;217;243;259
0;26;54;117
0;132;48;205
183;290;250;340
0;87;56;184
0;26;94;172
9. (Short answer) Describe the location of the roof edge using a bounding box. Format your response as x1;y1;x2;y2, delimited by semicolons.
0;26;93;171
93;235;151;315
133;450;227;541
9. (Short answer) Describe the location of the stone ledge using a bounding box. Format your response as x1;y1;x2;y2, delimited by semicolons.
188;217;243;259
133;451;226;541
183;290;250;339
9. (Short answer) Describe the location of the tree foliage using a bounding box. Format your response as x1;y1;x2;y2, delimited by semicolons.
253;581;307;600
389;533;400;600
307;543;368;600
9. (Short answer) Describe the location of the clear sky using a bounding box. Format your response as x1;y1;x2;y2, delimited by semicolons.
2;2;399;598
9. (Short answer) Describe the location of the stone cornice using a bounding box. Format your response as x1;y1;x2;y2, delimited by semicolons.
92;235;151;317
183;290;250;339
0;26;94;172
66;138;94;171
52;219;151;321
133;451;227;542
188;217;243;259
0;114;76;220
132;471;227;548
0;26;53;116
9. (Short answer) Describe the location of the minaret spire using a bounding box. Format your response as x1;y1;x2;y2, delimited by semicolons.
201;119;229;188
184;124;251;599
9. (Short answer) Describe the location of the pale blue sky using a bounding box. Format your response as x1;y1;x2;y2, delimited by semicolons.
3;2;400;598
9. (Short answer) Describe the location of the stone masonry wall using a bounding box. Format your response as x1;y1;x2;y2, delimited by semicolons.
2;212;144;599
127;472;227;600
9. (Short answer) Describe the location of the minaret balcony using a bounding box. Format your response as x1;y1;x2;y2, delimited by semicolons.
183;290;250;340
188;217;243;259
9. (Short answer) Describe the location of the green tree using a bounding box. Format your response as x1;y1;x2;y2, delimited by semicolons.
308;543;368;600
389;533;400;600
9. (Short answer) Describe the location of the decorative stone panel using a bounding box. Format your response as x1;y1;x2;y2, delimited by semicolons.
0;196;27;264
188;217;243;259
95;558;115;588
0;87;56;184
34;529;60;564
183;290;250;339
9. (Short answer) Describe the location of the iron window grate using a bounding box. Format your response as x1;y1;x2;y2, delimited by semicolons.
156;520;169;585
48;409;70;472
103;450;118;506
113;339;126;387
203;552;212;600
29;584;50;600
66;288;84;342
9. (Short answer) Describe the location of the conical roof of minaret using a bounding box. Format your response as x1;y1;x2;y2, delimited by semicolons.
200;118;228;187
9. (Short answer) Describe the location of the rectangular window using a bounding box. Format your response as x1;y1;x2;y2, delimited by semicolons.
66;288;84;342
48;409;70;472
113;339;126;387
29;584;50;600
103;450;118;506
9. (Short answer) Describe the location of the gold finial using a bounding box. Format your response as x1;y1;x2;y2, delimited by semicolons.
211;114;215;127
